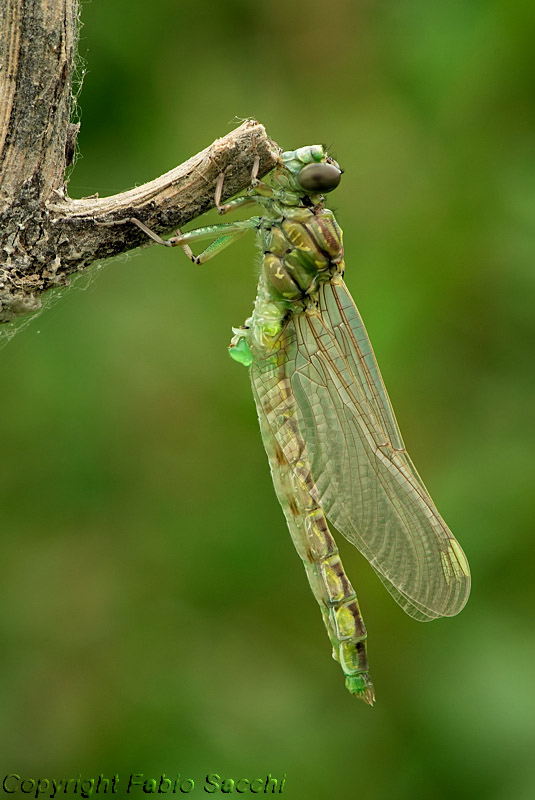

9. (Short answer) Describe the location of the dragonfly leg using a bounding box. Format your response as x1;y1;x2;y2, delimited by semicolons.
175;228;249;264
215;193;258;216
98;216;260;264
212;154;296;213
96;216;174;247
166;218;259;264
215;156;260;215
248;179;304;208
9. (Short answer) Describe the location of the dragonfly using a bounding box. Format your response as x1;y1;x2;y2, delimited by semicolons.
120;144;471;704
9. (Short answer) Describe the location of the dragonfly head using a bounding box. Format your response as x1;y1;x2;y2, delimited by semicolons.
280;145;342;197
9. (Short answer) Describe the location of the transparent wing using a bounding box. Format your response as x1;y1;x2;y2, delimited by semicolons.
253;279;470;621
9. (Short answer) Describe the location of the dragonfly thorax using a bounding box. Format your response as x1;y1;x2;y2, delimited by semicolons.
260;206;344;303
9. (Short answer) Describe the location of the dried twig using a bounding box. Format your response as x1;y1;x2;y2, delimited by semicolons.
0;0;280;325
49;120;280;264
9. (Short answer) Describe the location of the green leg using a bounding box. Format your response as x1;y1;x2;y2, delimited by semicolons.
180;228;249;264
167;218;260;264
102;216;260;264
214;155;299;214
215;195;258;216
214;155;260;214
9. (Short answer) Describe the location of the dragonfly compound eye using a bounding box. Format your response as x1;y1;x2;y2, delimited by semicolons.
297;162;342;193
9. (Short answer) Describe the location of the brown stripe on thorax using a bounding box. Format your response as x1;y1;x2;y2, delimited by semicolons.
303;211;344;262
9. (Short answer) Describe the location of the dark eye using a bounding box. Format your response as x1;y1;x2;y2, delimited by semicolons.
297;162;342;193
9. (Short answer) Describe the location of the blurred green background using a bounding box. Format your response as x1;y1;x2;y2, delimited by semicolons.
1;1;533;798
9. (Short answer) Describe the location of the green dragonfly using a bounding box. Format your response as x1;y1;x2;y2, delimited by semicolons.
122;144;471;704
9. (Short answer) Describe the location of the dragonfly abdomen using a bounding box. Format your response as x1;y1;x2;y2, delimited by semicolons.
253;365;375;704
274;443;374;703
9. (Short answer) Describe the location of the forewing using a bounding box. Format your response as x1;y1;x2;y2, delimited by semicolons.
290;279;470;620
